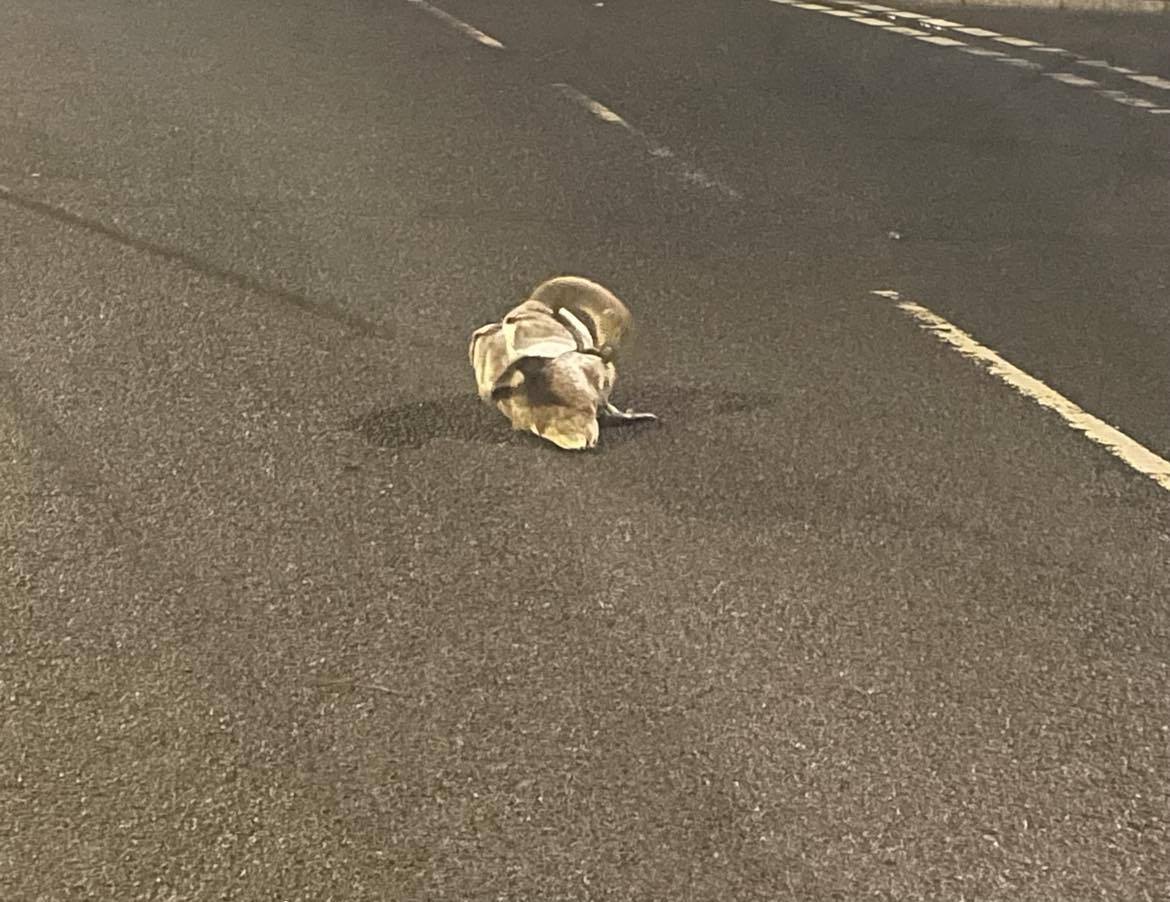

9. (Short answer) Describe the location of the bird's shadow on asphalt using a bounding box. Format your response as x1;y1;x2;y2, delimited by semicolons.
348;381;783;452
349;396;501;450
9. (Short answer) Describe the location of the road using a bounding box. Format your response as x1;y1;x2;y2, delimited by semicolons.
2;1;1169;899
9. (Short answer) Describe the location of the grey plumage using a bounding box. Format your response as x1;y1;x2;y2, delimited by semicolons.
469;276;655;450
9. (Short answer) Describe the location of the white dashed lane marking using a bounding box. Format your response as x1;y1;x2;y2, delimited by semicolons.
1047;73;1099;88
555;85;630;125
551;84;742;200
1130;74;1170;91
1100;90;1161;110
872;291;1170;494
400;3;746;202
994;36;1041;48
917;35;965;47
763;0;1170;116
997;58;1042;70
405;0;506;49
955;26;1000;38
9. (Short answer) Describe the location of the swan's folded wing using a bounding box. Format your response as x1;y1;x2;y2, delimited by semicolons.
501;301;578;362
469;322;507;400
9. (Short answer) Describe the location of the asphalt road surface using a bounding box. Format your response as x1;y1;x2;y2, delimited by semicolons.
3;1;1169;900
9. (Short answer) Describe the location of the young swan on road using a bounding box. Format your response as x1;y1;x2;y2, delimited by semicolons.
469;276;657;450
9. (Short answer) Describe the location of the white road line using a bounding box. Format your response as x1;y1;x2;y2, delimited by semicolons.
996;57;1043;71
1098;90;1160;109
955;26;1000;38
1129;74;1170;91
554;84;630;125
551;84;741;200
871;290;1170;493
829;0;1168;89
994;36;1041;48
1047;72;1098;88
917;35;965;47
960;47;1008;59
1077;59;1137;76
771;0;1170;118
405;0;505;49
